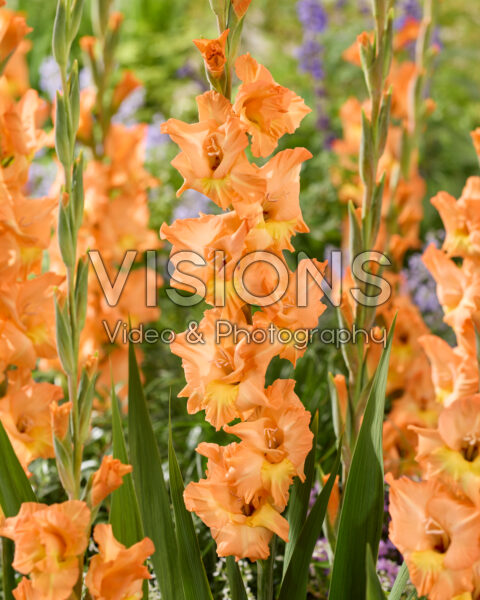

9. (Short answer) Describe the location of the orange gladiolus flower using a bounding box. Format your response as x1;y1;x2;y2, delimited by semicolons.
49;401;72;440
161;210;249;311
422;245;480;332
387;474;480;600
112;70;142;110
431;179;480;259
193;29;229;78
411;395;480;507
253;258;327;364
86;524;154;600
232;0;252;19
91;455;133;507
1;273;65;361
419;328;478;406
12;577;38;600
245;147;311;252
184;442;289;560
0;8;31;64
223;379;313;508
162;91;265;214
170;309;279;429
0;381;63;471
233;53;311;157
0;501;91;600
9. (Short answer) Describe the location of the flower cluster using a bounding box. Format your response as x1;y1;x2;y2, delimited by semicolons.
387;133;480;600
0;5;67;476
161;29;323;560
1;7;155;598
0;500;154;600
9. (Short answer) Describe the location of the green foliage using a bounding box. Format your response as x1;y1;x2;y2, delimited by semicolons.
279;441;342;600
168;426;213;600
127;343;183;599
329;320;395;599
110;387;144;549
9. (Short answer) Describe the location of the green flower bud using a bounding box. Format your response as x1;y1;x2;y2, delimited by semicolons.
55;294;75;375
55;92;71;168
52;0;68;68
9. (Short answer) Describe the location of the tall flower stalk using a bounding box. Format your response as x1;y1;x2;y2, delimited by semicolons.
339;0;395;444
161;1;324;597
52;0;90;501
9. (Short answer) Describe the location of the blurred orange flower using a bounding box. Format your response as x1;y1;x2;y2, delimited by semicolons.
0;381;63;472
0;7;31;64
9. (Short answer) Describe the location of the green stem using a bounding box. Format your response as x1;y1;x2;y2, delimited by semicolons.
257;536;277;600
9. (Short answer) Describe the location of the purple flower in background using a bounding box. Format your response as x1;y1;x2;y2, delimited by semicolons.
297;0;328;34
145;113;170;162
298;39;325;80
296;0;332;142
79;66;94;90
173;189;210;221
27;160;58;197
39;56;61;100
402;231;447;332
400;0;422;21
112;87;146;126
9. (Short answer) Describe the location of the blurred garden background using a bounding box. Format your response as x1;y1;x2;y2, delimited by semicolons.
4;0;480;597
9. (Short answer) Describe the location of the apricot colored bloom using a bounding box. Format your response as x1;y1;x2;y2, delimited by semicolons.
419;327;478;406
0;89;48;169
423;245;480;331
170;309;280;429
184;442;289;560
387;474;480;600
0;501;91;600
86;524;154;600
0;7;31;64
12;578;39;600
412;395;480;507
245;147;311;252
0;381;63;471
432;178;480;258
162;91;265;215
161;210;255;317
91;455;133;507
232;0;252;19
0;272;64;362
224;379;313;509
112;70;142;110
253;259;328;364
193;29;229;77
49;401;72;440
77;87;96;143
233;53;311;157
